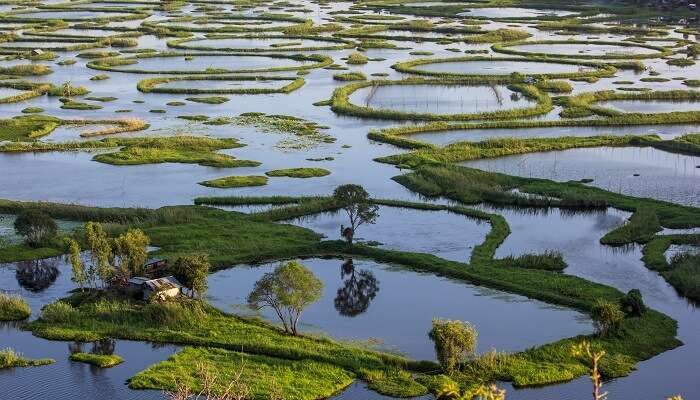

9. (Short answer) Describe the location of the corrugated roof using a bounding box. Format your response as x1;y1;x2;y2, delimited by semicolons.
143;276;182;291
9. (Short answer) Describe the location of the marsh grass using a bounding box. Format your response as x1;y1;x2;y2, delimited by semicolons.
199;175;268;188
0;293;31;321
0;348;54;369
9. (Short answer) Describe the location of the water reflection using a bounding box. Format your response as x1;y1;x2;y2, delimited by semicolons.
334;259;380;317
15;258;60;292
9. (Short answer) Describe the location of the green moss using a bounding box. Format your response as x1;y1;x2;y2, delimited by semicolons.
199;175;268;188
70;352;124;368
265;168;331;178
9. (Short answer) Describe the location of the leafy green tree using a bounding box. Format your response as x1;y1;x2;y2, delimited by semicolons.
112;228;150;280
84;222;113;287
247;261;323;335
170;254;210;298
591;300;625;337
65;238;86;291
429;319;477;374
13;210;57;248
332;184;379;245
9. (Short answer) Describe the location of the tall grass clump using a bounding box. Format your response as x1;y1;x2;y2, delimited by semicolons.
0;293;31;321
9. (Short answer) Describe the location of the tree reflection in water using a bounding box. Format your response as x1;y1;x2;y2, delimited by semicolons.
69;338;116;355
15;257;60;292
334;259;379;317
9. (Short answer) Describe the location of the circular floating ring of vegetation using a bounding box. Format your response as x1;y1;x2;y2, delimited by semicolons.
87;52;333;74
558;89;700;118
23;28;143;41
492;40;672;60
142;14;308;33
392;56;618;80
137;75;306;94
167;34;357;52
330;78;552;122
0;7;150;22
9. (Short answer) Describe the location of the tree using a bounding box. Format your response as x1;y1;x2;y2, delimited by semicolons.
112;228;150;280
14;210;57;248
84;222;113;287
247;261;323;335
65;238;86;291
619;289;646;317
591;300;625;337
170;254;210;298
429;319;477;374
332;184;379;245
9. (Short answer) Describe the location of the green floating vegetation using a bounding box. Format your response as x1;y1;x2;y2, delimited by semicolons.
265;168;331;178
462;28;531;43
204;113;335;151
131;347;355;400
89;74;110;81
167;34;355;53
0;349;54;369
87;52;333;75
377;135;657;168
199;175;269;188
346;51;369;65
330;79;552;121
492;40;672;60
69;352;124;368
60;101;103;110
0;293;31;321
393;56;618;80
21;107;44;114
185;96;230;104
0;116;60;141
600;208;661;245
0;136;260;168
138;75;305;95
333;71;367;81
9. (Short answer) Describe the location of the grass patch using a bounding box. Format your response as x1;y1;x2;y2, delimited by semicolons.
70;352;124;368
138;75;305;95
0;293;31;321
0;136;260;168
199;175;268;188
130;347;355;400
265;168;330;178
185;96;229;104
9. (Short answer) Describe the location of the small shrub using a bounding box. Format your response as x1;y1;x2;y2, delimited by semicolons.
590;300;625;337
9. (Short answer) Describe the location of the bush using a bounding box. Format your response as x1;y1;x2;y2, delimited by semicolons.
428;319;477;374
590;300;625;337
13;210;58;247
619;289;646;317
40;301;77;323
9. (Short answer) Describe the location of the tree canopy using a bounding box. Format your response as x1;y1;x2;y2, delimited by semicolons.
247;260;323;335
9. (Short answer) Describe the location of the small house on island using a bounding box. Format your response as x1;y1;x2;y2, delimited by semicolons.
128;276;183;300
